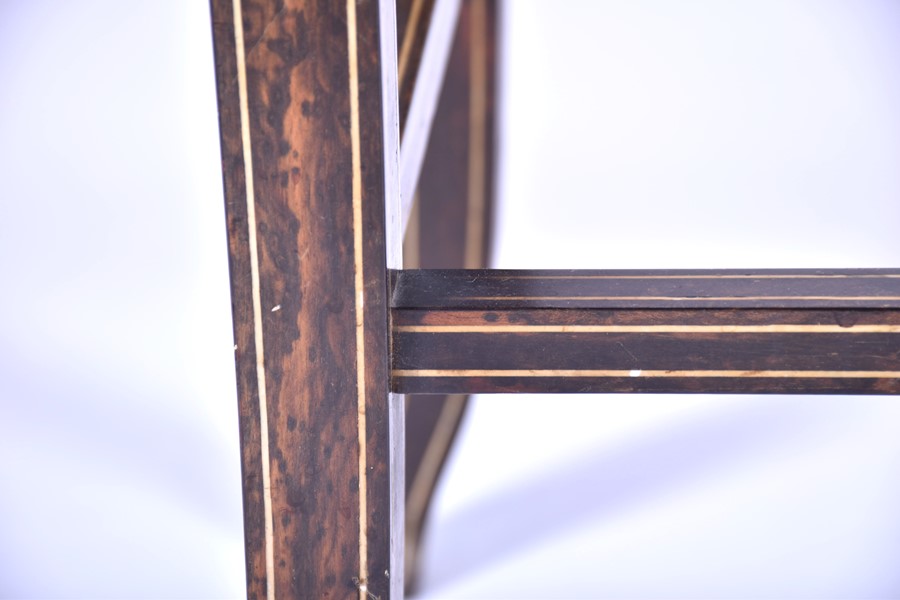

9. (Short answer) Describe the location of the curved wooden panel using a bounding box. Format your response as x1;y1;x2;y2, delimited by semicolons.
400;0;498;593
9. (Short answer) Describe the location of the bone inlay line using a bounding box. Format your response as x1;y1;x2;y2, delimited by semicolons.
346;0;368;594
393;369;900;379
403;192;421;269
464;0;487;269
395;324;900;334
454;296;900;302
398;0;424;87
404;393;465;576
406;394;466;519
488;274;900;280
232;0;275;598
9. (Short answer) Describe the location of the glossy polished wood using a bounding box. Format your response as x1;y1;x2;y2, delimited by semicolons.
392;270;900;394
210;1;402;597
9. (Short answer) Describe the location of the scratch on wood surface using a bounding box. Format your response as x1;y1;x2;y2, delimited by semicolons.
617;341;639;364
245;4;289;59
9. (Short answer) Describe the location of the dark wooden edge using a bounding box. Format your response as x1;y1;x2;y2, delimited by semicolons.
394;269;900;309
208;5;267;596
392;269;900;395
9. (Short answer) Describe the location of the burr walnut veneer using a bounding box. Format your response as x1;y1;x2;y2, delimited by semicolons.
209;1;899;598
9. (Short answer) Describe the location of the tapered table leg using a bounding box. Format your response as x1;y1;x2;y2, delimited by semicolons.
210;1;403;597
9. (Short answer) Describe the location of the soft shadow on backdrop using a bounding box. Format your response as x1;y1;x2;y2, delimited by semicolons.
417;1;900;598
1;1;899;598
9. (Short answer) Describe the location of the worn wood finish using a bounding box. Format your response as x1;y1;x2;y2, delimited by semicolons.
210;0;402;598
400;0;497;593
392;270;900;394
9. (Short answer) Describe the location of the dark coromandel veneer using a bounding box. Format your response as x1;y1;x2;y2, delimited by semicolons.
208;0;900;598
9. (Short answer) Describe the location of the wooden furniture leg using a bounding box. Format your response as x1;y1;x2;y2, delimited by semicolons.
210;1;403;597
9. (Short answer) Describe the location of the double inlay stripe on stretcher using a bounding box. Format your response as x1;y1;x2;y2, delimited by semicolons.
391;269;900;394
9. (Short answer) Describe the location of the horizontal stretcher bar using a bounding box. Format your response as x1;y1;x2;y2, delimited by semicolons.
391;269;900;394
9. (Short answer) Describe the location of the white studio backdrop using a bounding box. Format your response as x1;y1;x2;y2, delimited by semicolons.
1;1;899;598
0;2;244;597
417;1;900;598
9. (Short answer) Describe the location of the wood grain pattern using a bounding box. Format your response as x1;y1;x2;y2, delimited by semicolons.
209;5;268;595
210;0;401;597
392;270;900;394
